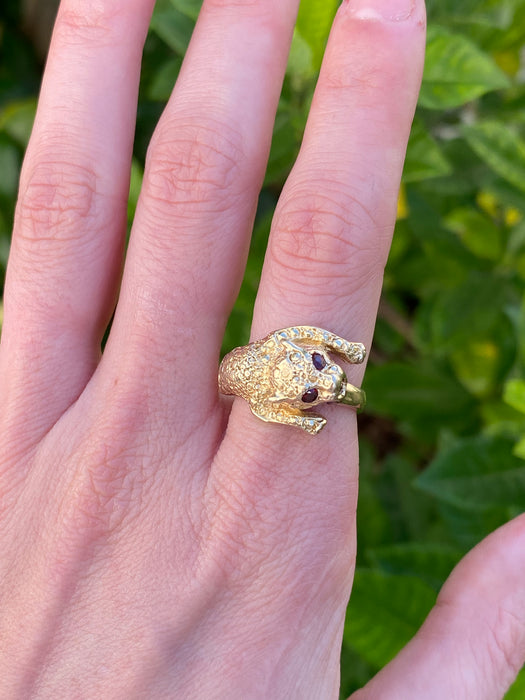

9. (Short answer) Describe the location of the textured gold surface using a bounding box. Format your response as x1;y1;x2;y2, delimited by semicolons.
218;326;366;435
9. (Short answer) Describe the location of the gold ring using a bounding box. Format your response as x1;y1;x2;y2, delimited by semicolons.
218;326;366;435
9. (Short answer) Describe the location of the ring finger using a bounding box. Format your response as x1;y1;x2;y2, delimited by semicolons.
210;0;426;584
227;0;427;448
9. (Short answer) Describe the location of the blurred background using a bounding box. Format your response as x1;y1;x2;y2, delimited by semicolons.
2;0;525;696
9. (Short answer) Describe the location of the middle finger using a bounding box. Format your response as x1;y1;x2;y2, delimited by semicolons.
102;0;301;420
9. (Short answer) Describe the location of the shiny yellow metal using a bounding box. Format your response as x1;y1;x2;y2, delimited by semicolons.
218;326;366;435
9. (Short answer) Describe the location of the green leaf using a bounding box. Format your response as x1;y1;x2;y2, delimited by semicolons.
265;107;300;186
364;362;476;439
127;158;144;229
416;435;525;509
356;478;391;553
368;543;462;591
0;134;20;198
386;455;431;541
428;272;507;350
504;379;525;414
481;399;525;435
0;98;36;147
344;570;436;668
295;0;339;72
438;500;518;549
463;121;525;194
505;667;525;699
450;337;512;398
403;119;452;183
426;0;513;30
444;207;502;261
0;208;10;269
150;0;195;54
340;643;375;699
419;25;511;109
448;315;516;398
169;0;202;21
426;0;525;51
515;436;525;459
147;58;182;101
286;30;315;84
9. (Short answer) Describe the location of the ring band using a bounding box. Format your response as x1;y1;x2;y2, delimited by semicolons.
218;326;366;435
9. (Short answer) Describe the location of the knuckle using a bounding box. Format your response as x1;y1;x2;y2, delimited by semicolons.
67;426;153;542
273;194;357;266
16;158;99;250
54;4;121;47
487;605;525;681
143;119;247;217
69;447;135;539
269;189;384;298
206;437;354;599
205;446;293;584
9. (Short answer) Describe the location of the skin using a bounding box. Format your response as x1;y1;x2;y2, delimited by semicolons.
0;0;524;697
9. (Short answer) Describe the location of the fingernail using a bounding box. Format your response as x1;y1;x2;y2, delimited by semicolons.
345;0;416;22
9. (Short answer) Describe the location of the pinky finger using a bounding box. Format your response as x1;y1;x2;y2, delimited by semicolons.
351;515;525;700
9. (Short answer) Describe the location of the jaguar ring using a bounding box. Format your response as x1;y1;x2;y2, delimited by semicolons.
218;326;366;435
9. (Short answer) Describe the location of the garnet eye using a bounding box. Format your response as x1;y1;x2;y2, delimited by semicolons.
312;352;327;370
302;388;319;404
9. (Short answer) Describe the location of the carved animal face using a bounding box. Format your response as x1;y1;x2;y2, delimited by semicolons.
270;341;346;408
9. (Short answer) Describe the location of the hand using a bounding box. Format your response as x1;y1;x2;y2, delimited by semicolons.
1;0;523;697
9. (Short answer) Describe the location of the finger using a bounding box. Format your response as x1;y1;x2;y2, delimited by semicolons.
0;0;154;443
100;0;300;419
219;1;425;445
205;0;426;656
351;515;525;700
253;0;426;358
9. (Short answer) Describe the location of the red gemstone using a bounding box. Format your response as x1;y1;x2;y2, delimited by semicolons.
302;388;319;403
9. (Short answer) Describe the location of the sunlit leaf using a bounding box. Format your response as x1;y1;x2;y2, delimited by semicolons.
287;30;315;85
295;0;339;72
127;158;144;229
169;0;202;20
463;121;525;194
504;379;525;414
515;436;525;460
419;25;510;109
450;331;515;398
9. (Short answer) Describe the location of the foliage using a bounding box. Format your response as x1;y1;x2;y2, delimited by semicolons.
1;0;525;695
